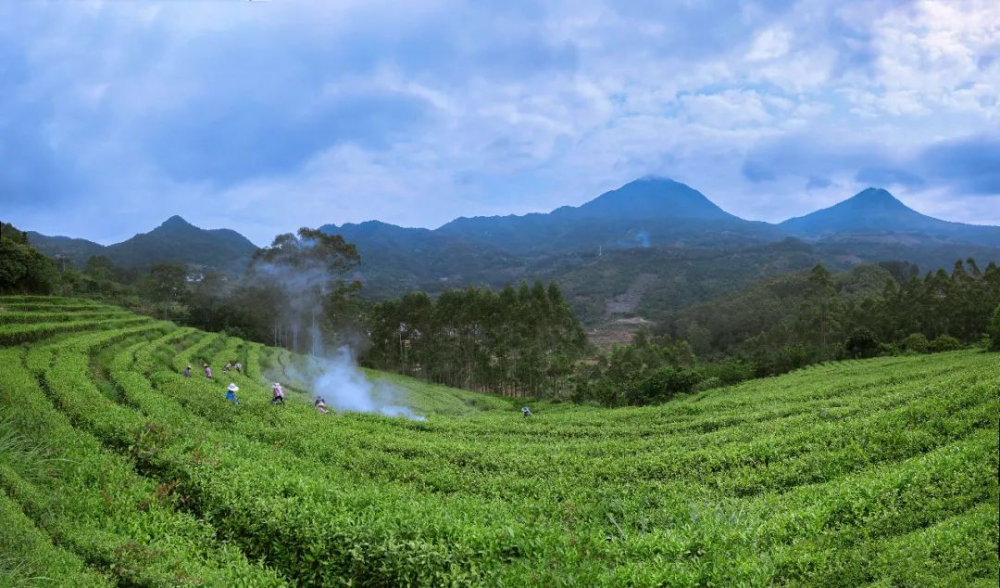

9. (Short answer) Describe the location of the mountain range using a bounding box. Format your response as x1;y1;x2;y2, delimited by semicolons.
29;215;258;273
781;187;1000;246
23;177;1000;327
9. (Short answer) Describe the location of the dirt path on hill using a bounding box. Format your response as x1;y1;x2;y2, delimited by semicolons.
604;273;657;314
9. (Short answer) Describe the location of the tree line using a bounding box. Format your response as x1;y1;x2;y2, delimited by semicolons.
4;218;999;406
574;260;1000;407
364;282;587;396
660;260;1000;374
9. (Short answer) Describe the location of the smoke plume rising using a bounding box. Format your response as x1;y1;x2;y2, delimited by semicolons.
248;229;423;420
311;348;425;420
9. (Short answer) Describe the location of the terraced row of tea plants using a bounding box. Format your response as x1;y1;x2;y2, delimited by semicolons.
1;295;997;586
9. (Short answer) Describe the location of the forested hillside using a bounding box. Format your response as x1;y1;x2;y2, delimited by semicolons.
29;216;258;273
661;259;1000;369
27;178;1000;327
365;282;587;395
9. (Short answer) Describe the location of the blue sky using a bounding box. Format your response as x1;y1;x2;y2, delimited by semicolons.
1;0;998;245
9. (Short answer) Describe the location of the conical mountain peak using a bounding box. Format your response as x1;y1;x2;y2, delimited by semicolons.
845;188;908;209
780;187;942;236
158;215;195;230
572;177;735;220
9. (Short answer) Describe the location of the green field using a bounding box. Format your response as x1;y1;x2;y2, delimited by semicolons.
1;296;997;586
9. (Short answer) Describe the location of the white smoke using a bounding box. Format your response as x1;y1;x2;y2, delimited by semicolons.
250;259;331;354
311;347;425;420
249;229;423;419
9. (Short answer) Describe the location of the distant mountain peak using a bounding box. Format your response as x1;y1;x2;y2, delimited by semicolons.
780;187;954;238
573;177;734;221
846;187;908;208
636;174;679;183
159;215;194;230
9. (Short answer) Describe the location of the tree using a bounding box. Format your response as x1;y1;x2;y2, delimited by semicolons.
0;222;59;294
988;304;1000;351
800;264;841;355
364;282;586;397
843;327;880;359
901;333;930;354
250;228;359;275
249;227;361;354
629;366;700;405
140;263;188;318
322;280;367;347
877;261;920;283
84;255;117;283
929;334;963;353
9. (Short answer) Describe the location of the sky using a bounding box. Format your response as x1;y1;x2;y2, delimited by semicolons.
1;0;998;246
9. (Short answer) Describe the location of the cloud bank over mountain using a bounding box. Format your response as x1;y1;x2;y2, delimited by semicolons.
2;0;998;244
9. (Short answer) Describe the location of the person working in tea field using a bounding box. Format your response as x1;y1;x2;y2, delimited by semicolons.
315;397;330;414
235;361;243;374
271;382;285;405
182;365;191;378
204;363;213;379
224;361;232;373
226;382;240;405
522;406;532;418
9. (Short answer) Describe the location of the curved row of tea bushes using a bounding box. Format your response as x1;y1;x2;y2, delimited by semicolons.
0;331;288;587
1;297;996;586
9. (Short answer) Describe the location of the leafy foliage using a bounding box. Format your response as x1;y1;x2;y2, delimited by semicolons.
844;327;880;359
902;332;931;354
365;282;587;396
988;304;1000;351
0;222;60;295
929;334;964;353
661;260;1000;374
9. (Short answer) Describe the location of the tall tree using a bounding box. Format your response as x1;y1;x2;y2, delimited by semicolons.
0;222;59;295
248;228;361;354
800;264;840;353
140;263;188;318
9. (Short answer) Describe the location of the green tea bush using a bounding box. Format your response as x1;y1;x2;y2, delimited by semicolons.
1;296;997;587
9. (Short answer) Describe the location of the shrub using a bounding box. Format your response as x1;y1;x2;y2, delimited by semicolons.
697;359;756;386
878;342;898;356
901;333;930;354
771;344;813;375
988;304;1000;351
929;335;963;353
844;327;880;359
693;376;722;392
629;366;702;405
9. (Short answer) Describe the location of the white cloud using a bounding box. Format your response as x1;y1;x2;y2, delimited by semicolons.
2;0;999;243
747;27;793;61
681;90;773;127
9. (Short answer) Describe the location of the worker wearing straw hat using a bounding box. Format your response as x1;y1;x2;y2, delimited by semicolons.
225;382;240;405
